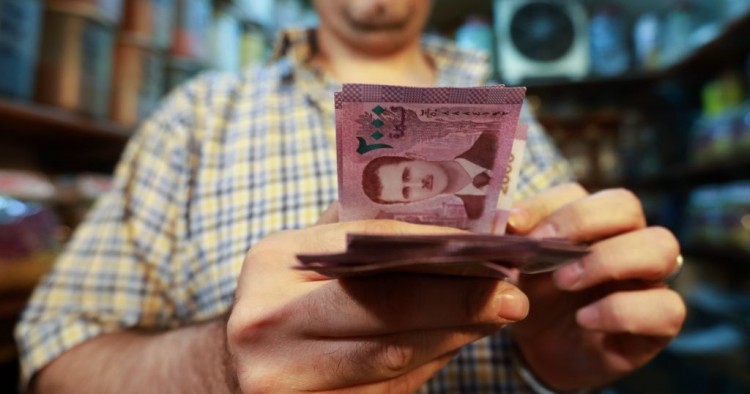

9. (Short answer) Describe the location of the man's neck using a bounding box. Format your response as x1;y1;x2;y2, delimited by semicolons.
313;28;437;87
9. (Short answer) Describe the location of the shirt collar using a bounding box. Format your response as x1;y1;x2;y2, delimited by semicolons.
270;28;491;89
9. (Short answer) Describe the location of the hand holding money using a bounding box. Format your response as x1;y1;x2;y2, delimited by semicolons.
228;220;528;393
297;84;586;279
291;84;686;393
505;183;686;391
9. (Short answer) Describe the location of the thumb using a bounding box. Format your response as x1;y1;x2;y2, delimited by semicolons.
316;202;340;225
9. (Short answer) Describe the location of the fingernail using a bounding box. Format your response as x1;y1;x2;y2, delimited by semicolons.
507;208;527;231
495;291;529;322
577;305;600;329
553;261;584;290
529;223;557;239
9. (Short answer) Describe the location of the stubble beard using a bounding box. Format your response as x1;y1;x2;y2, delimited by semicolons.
342;2;413;33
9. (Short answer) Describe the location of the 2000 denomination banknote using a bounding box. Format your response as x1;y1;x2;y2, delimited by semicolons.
335;84;526;233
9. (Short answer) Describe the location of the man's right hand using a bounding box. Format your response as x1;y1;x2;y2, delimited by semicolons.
227;219;529;393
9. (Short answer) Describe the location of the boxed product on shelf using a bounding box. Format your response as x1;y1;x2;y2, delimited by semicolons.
0;0;43;100
690;113;733;165
234;0;275;27
0;170;61;263
239;21;269;67
54;173;113;226
454;16;493;59
0;169;56;201
659;3;694;67
47;0;123;24
208;10;242;72
690;103;750;165
553;127;593;182
122;0;175;49
732;103;750;152
722;0;750;22
701;71;745;118
724;181;750;253
35;6;115;119
0;195;59;262
589;4;630;76
684;182;750;252
110;33;165;125
617;113;662;181
684;185;726;248
170;0;212;61
632;13;661;71
72;173;113;200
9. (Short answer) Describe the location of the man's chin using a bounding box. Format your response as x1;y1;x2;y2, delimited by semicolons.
346;32;415;55
344;3;412;32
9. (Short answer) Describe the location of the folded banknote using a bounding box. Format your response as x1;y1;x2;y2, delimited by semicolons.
335;84;527;233
295;234;588;279
304;84;585;279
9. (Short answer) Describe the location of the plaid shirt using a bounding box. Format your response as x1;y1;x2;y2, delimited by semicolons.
16;29;572;392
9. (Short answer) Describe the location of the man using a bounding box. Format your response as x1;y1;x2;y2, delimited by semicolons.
16;0;685;393
362;132;497;219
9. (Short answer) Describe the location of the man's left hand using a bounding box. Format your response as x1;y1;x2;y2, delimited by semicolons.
506;183;686;391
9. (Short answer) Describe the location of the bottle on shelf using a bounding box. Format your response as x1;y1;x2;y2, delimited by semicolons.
633;13;661;71
0;0;43;100
589;3;631;76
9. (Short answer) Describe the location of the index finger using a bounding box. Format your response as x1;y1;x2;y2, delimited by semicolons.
507;183;588;234
529;188;646;242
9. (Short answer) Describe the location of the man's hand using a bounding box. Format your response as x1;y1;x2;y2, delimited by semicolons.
227;217;529;393
506;183;686;391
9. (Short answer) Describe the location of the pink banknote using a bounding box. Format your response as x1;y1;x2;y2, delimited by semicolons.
295;233;589;279
335;84;526;233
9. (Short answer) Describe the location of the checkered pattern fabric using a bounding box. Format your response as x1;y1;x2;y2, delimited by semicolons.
16;29;572;392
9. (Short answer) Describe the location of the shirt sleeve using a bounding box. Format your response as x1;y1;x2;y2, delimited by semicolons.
515;103;575;200
14;78;203;388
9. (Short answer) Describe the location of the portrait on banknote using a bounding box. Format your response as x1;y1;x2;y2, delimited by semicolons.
360;132;498;220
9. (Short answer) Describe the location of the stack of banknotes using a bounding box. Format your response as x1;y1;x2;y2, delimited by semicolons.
295;84;587;278
297;233;589;278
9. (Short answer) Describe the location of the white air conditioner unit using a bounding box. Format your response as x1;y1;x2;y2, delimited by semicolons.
494;0;589;83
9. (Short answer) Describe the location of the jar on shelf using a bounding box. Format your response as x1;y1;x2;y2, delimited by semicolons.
0;0;43;100
240;21;269;68
589;4;630;76
122;0;176;49
110;33;165;126
170;0;212;61
633;13;661;71
723;181;750;252
660;1;694;67
208;10;242;72
35;6;115;119
455;16;494;61
684;185;726;247
47;0;124;25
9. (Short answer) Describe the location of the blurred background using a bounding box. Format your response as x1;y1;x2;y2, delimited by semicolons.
0;0;749;392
